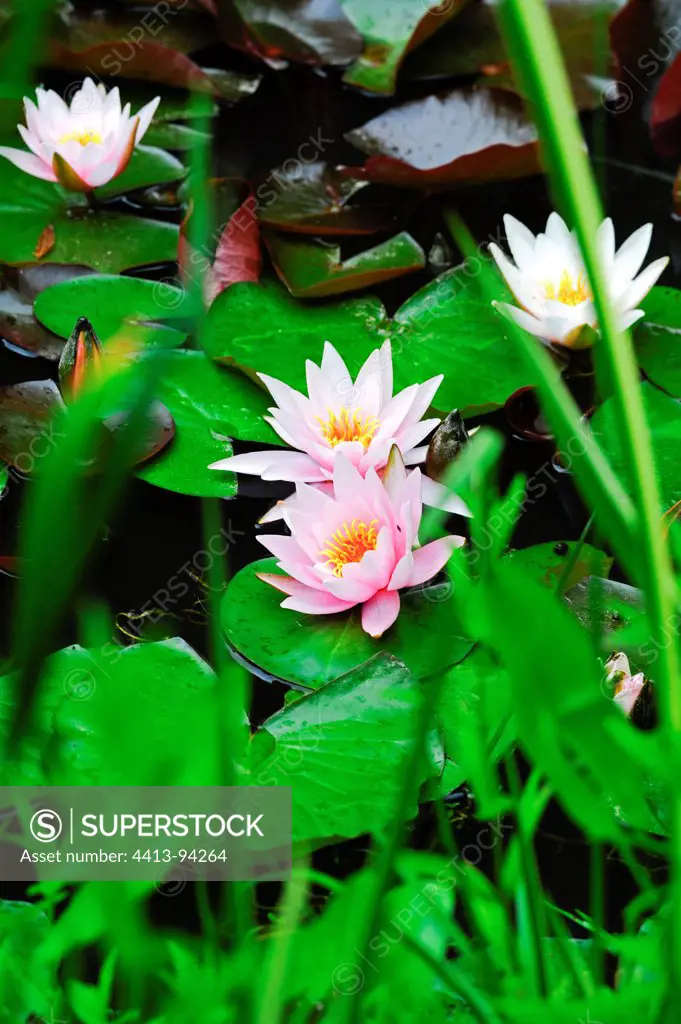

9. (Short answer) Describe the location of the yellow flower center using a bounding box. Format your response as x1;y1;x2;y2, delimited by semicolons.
320;519;379;577
59;129;103;147
543;269;591;306
317;408;379;450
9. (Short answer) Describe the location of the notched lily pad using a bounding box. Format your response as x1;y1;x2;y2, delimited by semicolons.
340;0;466;95
504;542;614;592
220;0;363;66
344;88;541;188
34;274;191;350
264;229;425;297
222;556;474;689
257;162;403;236
0;265;92;360
635;286;681;396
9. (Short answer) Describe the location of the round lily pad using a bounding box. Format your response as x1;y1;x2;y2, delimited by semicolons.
34;274;191;349
222;556;475;689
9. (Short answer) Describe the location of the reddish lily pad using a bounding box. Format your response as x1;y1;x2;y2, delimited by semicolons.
344;88;541;189
0;379;175;476
264;229;425;298
340;0;466;95
257;162;404;235
179;179;262;300
219;0;363;66
652;55;681;160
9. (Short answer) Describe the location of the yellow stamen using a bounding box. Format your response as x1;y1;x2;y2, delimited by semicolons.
59;129;103;147
543;269;591;306
320;519;379;577
317;408;379;450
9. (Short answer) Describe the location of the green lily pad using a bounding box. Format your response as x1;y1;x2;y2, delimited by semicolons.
504;542;613;591
34;274;190;349
202;271;536;413
0;638;219;787
340;0;464;95
95;145;186;199
0;161;179;272
201;278;388;387
591;381;681;514
250;653;431;845
222;556;474;689
635;286;681;396
391;268;538;413
136;350;281;498
264;229;425;298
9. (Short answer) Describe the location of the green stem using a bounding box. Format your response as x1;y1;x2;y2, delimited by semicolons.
499;0;681;1008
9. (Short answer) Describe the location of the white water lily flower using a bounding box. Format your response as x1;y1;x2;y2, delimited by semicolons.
209;340;470;520
0;79;160;192
489;213;669;349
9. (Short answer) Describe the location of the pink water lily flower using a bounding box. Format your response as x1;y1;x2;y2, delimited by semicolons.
0;79;160;192
604;652;646;717
209;339;469;518
490;213;669;349
257;449;465;637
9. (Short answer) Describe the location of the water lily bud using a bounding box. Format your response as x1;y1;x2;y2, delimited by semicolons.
58;316;103;401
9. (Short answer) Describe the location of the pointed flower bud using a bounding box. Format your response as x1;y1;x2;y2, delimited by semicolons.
58;316;103;401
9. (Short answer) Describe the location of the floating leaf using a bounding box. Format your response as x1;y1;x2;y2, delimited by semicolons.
221;0;363;66
201;278;388;386
0;378;174;476
257;162;402;236
136;350;280;498
591;381;681;512
503;542;614;591
391;269;539;413
0;267;80;360
250;653;429;845
635;286;681;396
0;162;180;271
405;0;625;111
264;229;425;297
222;557;474;689
344;88;541;188
34;274;190;350
95;145;186;200
340;0;465;94
202;270;535;412
0;638;219;786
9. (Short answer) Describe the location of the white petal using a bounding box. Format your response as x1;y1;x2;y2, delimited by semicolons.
0;146;55;180
620;257;669;311
135;96;161;143
503;214;536;269
597;217;616;269
612;224;654;294
545;212;572;247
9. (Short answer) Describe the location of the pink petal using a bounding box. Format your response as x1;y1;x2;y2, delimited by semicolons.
257;572;354;613
420;476;472;517
257;534;320;588
407;536;464;587
361;589;401;637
